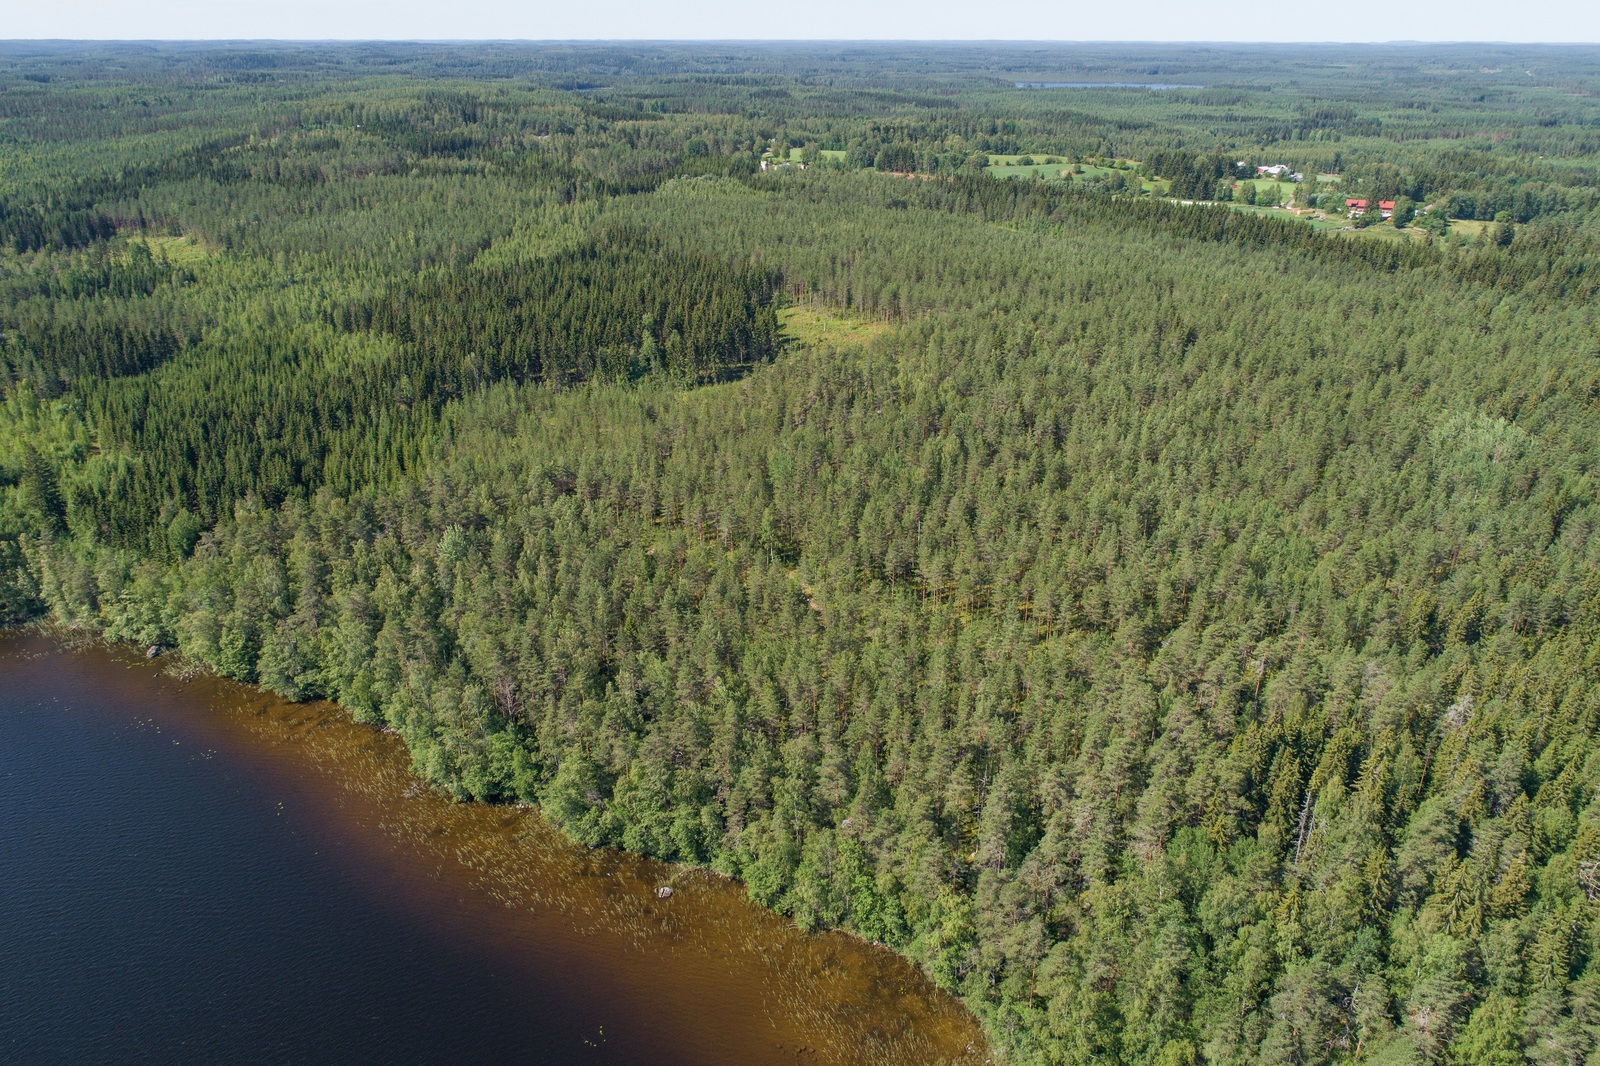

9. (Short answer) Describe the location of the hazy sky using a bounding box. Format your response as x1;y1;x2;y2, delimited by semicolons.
6;0;1598;43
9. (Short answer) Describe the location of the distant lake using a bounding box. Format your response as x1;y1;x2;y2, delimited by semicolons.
0;630;988;1066
1015;81;1204;90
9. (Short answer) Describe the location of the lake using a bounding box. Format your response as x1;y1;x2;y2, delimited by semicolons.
0;629;988;1066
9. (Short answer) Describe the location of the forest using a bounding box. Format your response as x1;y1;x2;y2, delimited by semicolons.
4;41;1600;1065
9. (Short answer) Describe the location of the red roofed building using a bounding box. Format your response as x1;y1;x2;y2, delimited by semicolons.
1378;199;1397;219
1346;198;1369;217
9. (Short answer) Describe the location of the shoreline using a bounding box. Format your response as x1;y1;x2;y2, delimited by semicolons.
5;621;995;1066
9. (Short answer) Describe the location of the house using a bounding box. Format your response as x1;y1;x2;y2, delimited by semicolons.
1257;164;1291;177
1378;199;1396;219
1347;198;1369;217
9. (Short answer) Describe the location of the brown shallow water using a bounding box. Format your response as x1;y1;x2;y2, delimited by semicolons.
0;629;990;1065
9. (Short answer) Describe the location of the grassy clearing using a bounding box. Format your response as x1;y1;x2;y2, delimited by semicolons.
780;305;895;348
986;153;1067;165
786;148;848;162
986;163;1072;181
124;233;212;266
1235;180;1299;204
1228;200;1333;221
1332;223;1423;243
980;160;1448;246
1230;200;1329;221
1224;203;1442;243
1446;218;1491;240
987;158;1160;192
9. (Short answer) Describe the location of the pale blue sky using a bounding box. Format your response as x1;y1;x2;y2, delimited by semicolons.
6;0;1598;43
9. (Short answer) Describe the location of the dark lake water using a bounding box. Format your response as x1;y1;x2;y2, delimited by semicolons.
0;630;988;1066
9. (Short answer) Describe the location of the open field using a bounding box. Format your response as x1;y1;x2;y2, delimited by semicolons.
1237;179;1297;204
779;304;896;348
124;233;213;266
1445;217;1492;240
1224;202;1432;239
986;156;1159;192
787;147;848;163
985;162;1072;180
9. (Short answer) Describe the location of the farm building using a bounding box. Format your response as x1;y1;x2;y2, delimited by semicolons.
1254;164;1305;182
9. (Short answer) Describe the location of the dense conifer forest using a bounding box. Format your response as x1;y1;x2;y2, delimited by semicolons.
5;41;1600;1064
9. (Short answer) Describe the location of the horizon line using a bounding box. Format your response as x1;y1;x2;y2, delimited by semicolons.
4;38;1598;47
